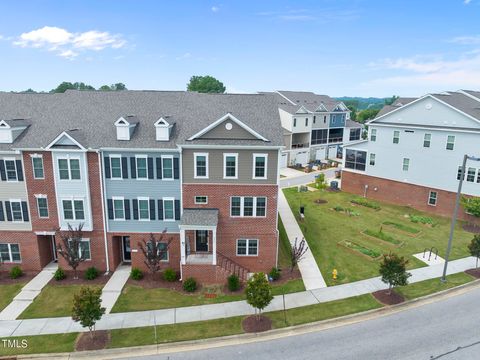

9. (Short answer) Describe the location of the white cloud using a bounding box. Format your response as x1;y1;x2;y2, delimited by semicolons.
211;6;220;13
13;26;127;59
257;8;359;22
464;0;472;4
449;35;480;45
176;52;192;60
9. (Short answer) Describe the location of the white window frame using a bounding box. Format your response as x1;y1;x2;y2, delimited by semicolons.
161;155;174;180
402;158;410;172
31;155;44;179
0;243;22;263
194;152;209;179
236;239;258;256
252;153;268;180
428;191;437;207
137;196;150;221
57;156;81;181
9;199;24;222
4;158;18;182
393;130;400;144
370;129;377;142
163;197;175;222
446;135;455;151
230;196;267;218
423;133;431;148
35;195;49;219
194;196;208;204
110;154;123;180
68;238;91;260
135;155;148;180
62;198;85;221
112;196;125;221
223;153;238;179
369;153;376;166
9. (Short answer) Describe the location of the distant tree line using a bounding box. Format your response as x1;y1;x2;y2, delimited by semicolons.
18;82;128;94
344;95;399;123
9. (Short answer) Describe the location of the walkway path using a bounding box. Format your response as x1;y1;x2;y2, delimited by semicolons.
0;256;475;337
101;264;131;314
0;262;57;321
278;190;327;290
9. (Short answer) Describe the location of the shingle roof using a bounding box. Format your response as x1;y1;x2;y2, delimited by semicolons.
180;209;219;227
0;91;283;150
260;91;346;113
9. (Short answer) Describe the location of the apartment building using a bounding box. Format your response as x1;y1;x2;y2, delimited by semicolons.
0;91;283;284
342;90;480;222
261;91;363;167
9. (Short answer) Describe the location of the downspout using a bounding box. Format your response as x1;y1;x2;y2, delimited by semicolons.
97;150;110;274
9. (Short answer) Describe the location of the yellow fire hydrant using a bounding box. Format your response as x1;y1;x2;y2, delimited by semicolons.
332;268;338;281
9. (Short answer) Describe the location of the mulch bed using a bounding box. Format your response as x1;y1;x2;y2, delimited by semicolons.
242;315;272;333
372;289;405;305
127;272;184;291
314;199;328;204
0;272;36;285
75;330;110;351
465;268;480;278
463;223;480;234
48;270;111;286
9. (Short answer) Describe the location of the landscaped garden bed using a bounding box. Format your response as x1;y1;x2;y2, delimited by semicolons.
382;221;422;237
338;240;382;260
362;228;403;246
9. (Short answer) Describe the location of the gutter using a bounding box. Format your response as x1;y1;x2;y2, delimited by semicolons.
97;150;110;274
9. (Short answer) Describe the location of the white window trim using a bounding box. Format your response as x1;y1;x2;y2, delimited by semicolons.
428;191;438;207
252;153;268;180
68;238;91;261
61;198;85;221
57;156;81;181
157;241;169;262
194;152;209;179
31;155;44;180
9;199;24;222
162;197;175;222
423;133;432;148
223;153;238;179
194;196;208;205
161;155;174;181
402;158;410;172
4;157;18;182
370;129;377;142
230;196;267;218
446;135;455;150
112;196;125;221
35;195;49;219
0;243;22;263
369;153;376;166
135;155;148;180
109;154;123;180
236;239;259;257
137;196;150;221
393;130;400;144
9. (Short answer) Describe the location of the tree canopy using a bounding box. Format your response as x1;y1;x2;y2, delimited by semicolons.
461;197;480;217
379;253;411;293
46;82;128;93
187;75;226;93
245;272;273;316
357;108;380;123
384;95;399;105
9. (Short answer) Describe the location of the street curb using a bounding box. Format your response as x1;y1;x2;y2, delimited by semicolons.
6;277;480;360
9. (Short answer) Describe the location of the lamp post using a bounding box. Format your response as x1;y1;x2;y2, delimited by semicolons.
441;154;480;282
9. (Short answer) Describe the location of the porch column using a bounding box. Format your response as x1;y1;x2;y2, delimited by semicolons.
180;228;186;265
212;227;217;265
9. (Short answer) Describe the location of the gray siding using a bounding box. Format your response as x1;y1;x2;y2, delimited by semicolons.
183;149;278;184
200;120;258;140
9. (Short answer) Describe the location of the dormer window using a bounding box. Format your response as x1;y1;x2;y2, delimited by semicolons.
154;118;171;141
0;120;29;144
114;117;137;141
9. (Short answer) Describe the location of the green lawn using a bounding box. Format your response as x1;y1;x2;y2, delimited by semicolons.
18;284;103;319
0;283;25;311
0;333;77;357
283;188;473;285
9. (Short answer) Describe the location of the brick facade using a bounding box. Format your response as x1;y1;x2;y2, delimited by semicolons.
342;171;480;223
0;231;44;271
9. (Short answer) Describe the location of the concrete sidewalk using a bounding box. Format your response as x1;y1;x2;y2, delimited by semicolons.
0;262;57;321
101;264;131;314
0;256;476;337
278;190;327;290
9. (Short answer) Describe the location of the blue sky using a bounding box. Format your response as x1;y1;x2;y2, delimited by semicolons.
0;0;479;97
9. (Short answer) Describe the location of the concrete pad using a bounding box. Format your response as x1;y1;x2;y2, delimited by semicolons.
0;320;21;337
414;252;445;266
0;300;32;321
152;309;175;325
122;311;155;329
220;301;255;318
14;290;40;301
95;313;125;331
280;167;306;179
39;317;74;335
12;318;47;336
284;291;319;309
101;265;131;314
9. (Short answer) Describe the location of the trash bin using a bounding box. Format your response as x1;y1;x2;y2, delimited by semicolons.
330;181;338;190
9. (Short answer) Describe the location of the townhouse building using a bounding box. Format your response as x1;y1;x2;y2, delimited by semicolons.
342;90;480;222
0;91;283;284
261;91;363;167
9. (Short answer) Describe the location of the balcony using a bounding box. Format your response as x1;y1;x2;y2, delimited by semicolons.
291;142;310;149
328;137;344;143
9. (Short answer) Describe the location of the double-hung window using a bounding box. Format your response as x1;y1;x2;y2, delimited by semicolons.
10;201;23;222
253;154;267;179
393;130;400;144
428;191;438;206
36;196;49;218
423;134;431;148
457;166;465;180
5;159;18;181
467;168;476;182
32;156;44;179
110;156;122;179
136;156;148;179
162;156;174;180
446;135;455;150
68;239;91;260
370;129;377;142
113;197;125;220
224;153;238;179
58;158;81;180
62;199;85;220
369;153;376;166
194;153;208;178
230;197;267;217
231;197;241;216
0;243;21;262
147;241;168;261
236;239;258;256
402;158;410;171
163;198;175;221
138;198;150;220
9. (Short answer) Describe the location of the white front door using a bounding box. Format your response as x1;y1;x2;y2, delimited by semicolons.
280;153;288;168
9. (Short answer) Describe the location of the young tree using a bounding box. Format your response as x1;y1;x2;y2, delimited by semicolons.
187;75;226;93
379;253;411;294
468;235;480;268
245;272;273;319
461;197;480;217
55;224;86;279
72;286;105;339
138;231;173;276
290;237;308;273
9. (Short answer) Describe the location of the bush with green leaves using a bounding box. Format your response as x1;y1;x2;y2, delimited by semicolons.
409;214;435;225
84;267;99;280
163;268;177;282
130;267;143;280
351;198;381;210
468;235;480;268
54;267;66;281
72;286;106;339
227;274;240;291
9;266;23;279
269;267;281;281
379;253;411;294
183;277;197;292
245;272;273;317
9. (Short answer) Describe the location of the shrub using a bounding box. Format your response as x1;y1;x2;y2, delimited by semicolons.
227;274;240;291
351;198;381;210
54;267;66;281
163;268;177;282
333;205;344;212
84;267;99;280
409;214;435;225
10;266;23;279
269;267;281;281
130;267;143;280
183;277;197;292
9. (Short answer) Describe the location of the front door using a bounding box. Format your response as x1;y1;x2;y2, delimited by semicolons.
195;230;209;252
122;236;132;262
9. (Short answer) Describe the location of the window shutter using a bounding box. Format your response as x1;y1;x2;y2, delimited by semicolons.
130;157;136;179
5;201;12;221
149;199;156;220
104;156;111;179
156;158;162;179
16;160;24;181
21;201;29;221
0;201;4;221
122;157;128;179
124;199;131;220
107;199;114;220
157;200;163;220
175;200;180;220
0;160;5;181
148;157;154;179
173;158;179;179
132;199;138;220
